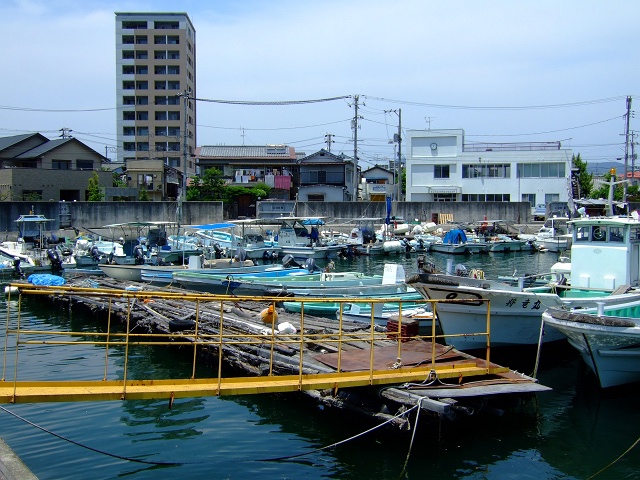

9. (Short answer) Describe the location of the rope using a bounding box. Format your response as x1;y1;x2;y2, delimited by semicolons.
587;434;640;479
0;405;184;466
258;404;419;462
399;398;423;477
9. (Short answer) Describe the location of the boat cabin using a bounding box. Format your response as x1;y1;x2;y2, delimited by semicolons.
570;215;640;289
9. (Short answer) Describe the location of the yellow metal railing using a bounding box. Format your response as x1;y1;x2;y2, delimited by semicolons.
0;285;496;403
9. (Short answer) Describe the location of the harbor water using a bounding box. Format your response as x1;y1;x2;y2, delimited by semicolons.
1;251;639;479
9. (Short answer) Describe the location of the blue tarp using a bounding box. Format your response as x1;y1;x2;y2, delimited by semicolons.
442;229;468;244
190;223;236;230
385;196;392;225
301;218;325;226
27;274;66;286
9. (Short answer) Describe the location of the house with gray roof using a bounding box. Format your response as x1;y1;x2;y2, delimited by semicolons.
0;133;112;201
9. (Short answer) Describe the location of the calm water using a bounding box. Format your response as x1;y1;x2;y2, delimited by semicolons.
1;251;639;479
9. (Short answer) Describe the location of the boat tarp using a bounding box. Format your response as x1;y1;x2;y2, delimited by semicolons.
189;223;236;230
442;229;467;244
27;274;66;286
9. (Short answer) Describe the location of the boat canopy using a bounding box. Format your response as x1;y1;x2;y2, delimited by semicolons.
443;229;468;244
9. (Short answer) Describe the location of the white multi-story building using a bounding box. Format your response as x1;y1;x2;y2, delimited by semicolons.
405;129;573;209
115;12;197;199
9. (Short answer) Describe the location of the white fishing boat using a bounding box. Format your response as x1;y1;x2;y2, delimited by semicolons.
542;300;640;388
519;216;572;252
275;217;343;260
407;214;640;350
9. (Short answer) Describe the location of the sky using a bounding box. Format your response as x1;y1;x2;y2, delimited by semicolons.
1;0;639;173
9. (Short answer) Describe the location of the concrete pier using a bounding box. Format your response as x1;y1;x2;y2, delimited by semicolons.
0;437;37;480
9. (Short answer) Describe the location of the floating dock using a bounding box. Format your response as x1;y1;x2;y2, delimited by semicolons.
2;277;550;429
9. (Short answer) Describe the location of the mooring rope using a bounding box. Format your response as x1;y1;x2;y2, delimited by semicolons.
259;404;420;462
399;398;423;477
587;433;640;479
0;405;184;466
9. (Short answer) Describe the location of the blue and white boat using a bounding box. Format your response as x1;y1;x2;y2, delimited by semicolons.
275;217;344;260
408;213;640;350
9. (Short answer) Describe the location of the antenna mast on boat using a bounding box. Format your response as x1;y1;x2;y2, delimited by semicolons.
623;95;632;203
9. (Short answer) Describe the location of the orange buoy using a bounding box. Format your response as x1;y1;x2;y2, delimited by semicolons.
260;304;278;324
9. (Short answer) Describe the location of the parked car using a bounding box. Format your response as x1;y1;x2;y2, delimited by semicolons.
532;204;546;221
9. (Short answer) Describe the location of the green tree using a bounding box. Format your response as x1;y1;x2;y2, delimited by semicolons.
187;167;226;201
572;153;593;198
139;187;150;201
87;172;104;201
590;171;624;201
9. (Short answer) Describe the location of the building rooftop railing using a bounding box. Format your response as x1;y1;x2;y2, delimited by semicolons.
463;141;562;152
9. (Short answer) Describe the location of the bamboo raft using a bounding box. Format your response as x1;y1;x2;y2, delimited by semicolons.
5;276;551;429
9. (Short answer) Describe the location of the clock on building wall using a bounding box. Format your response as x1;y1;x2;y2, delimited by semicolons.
430;142;438;150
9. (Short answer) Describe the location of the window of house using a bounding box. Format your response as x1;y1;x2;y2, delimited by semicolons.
123;81;135;90
155;81;167;90
136;65;148;75
137;142;149;152
168;96;180;105
136;81;148;90
124;142;135;152
122;50;134;59
155;111;167;121
155;143;167;152
522;193;536;207
135;50;148;60
154;35;167;45
136;111;148;120
308;194;325;202
136;96;148;105
168;81;180;90
517;163;566;178
168;142;181;151
123;111;135;121
154;50;167;60
155;127;167;136
167;35;179;44
168;65;180;75
122;21;147;29
434;165;450;179
168;50;180;60
136;127;149;136
155;65;167;75
433;193;455;202
122;65;134;75
52;160;71;170
123;96;135;105
168;111;180;121
168;127;180;136
154;21;179;29
76;160;93;170
135;35;148;44
123;127;135;136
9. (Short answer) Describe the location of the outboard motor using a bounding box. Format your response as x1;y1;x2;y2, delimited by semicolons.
282;254;301;269
90;245;102;262
47;248;63;271
12;257;23;278
133;244;145;265
234;247;247;263
303;258;318;272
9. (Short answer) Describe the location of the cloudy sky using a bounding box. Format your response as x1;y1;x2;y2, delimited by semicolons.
1;0;638;172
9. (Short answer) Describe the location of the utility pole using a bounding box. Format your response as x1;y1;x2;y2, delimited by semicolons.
352;95;359;201
324;133;334;152
397;108;402;201
623;95;632;202
59;127;73;139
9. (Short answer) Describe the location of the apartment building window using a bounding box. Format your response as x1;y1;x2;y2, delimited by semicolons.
168;127;180;136
136;127;149;136
155;80;167;90
123;96;135;105
154;50;167;60
122;65;134;75
136;65;148;75
136;112;148;121
434;193;455;202
308;194;325;202
168;50;180;60
155;65;167;75
136;96;148;105
124;142;135;151
154;21;179;29
168;142;180;151
434;165;450;179
136;81;148;90
135;35;148;45
123;127;135;136
137;174;154;190
154;35;167;45
76;160;94;170
155;142;167;152
122;35;134;44
168;81;180;90
168;111;180;121
135;50;148;60
168;35;179;44
155;96;167;105
122;21;147;29
461;193;511;202
122;50;134;59
137;142;149;152
155;127;168;136
155;111;167;121
123;81;135;90
168;65;180;75
123;112;135;121
52;160;71;170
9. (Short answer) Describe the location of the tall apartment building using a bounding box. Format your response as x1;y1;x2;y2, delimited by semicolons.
115;12;196;200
